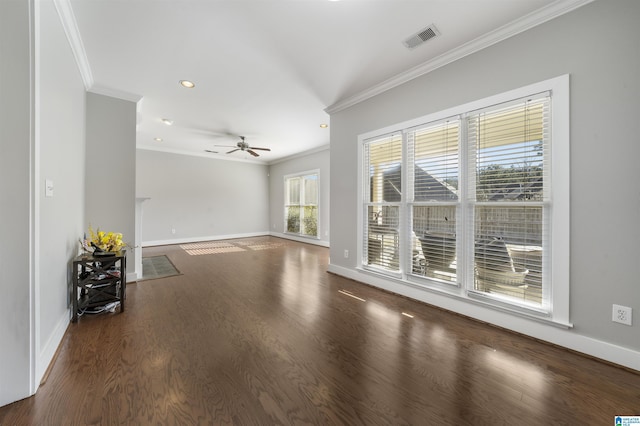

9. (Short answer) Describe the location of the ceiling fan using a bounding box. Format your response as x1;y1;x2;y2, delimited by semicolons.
211;136;271;157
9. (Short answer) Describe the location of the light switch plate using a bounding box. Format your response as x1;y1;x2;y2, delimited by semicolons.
45;179;54;197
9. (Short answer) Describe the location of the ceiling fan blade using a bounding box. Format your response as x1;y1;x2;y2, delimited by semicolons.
247;149;260;157
226;148;240;154
214;145;237;148
249;147;271;151
204;150;218;154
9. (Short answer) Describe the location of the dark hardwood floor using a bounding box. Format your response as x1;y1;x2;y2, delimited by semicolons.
1;236;638;425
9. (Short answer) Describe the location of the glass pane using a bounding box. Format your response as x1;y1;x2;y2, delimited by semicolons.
287;177;301;204
301;205;318;237
303;175;318;205
366;134;403;203
414;120;459;201
472;99;547;202
366;205;400;272
286;206;301;233
474;206;543;305
412;205;457;282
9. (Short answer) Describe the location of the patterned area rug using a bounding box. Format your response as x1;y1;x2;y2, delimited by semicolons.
139;255;181;281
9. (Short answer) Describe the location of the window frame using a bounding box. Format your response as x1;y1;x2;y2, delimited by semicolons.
357;75;570;326
284;169;320;239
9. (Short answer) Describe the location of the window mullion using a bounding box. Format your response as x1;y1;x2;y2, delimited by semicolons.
300;177;305;233
402;130;414;278
459;113;473;292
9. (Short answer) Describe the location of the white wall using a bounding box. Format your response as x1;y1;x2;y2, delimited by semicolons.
0;0;34;407
268;148;330;246
0;0;87;406
137;150;270;245
85;93;137;277
328;0;640;370
37;0;87;380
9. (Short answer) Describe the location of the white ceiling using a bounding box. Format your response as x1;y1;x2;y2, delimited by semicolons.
67;0;579;164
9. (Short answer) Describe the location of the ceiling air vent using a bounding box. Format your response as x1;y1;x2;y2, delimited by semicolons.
403;24;440;49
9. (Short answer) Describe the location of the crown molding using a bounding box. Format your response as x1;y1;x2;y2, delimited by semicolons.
52;0;93;90
325;0;595;114
136;143;329;166
88;84;143;104
53;0;144;104
136;145;270;165
267;144;330;166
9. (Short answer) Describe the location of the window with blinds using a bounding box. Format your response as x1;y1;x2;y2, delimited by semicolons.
468;95;548;304
360;76;568;320
408;119;460;281
363;133;402;272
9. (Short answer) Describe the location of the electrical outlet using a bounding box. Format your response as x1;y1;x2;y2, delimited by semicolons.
612;304;632;326
344;249;349;258
171;228;176;235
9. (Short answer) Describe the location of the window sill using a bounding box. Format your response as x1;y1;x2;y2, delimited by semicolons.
356;266;573;330
284;232;320;240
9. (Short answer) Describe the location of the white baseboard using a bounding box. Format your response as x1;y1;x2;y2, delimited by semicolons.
269;231;330;247
143;231;271;247
36;309;69;385
327;263;640;372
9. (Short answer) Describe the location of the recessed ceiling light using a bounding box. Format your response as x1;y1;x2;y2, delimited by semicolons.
161;118;173;126
320;123;328;128
179;80;195;88
154;137;163;142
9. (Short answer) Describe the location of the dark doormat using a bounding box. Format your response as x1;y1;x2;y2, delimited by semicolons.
139;255;181;281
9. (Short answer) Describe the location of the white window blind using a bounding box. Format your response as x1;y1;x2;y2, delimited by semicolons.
363;133;402;272
468;94;549;307
411;120;460;202
408;119;460;281
469;95;549;202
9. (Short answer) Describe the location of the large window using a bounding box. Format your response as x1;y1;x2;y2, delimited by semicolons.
285;171;319;238
360;76;569;323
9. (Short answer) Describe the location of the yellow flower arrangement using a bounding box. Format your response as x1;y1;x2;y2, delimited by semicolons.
83;225;127;253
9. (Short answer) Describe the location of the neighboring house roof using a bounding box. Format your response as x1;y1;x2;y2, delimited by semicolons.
380;165;457;202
